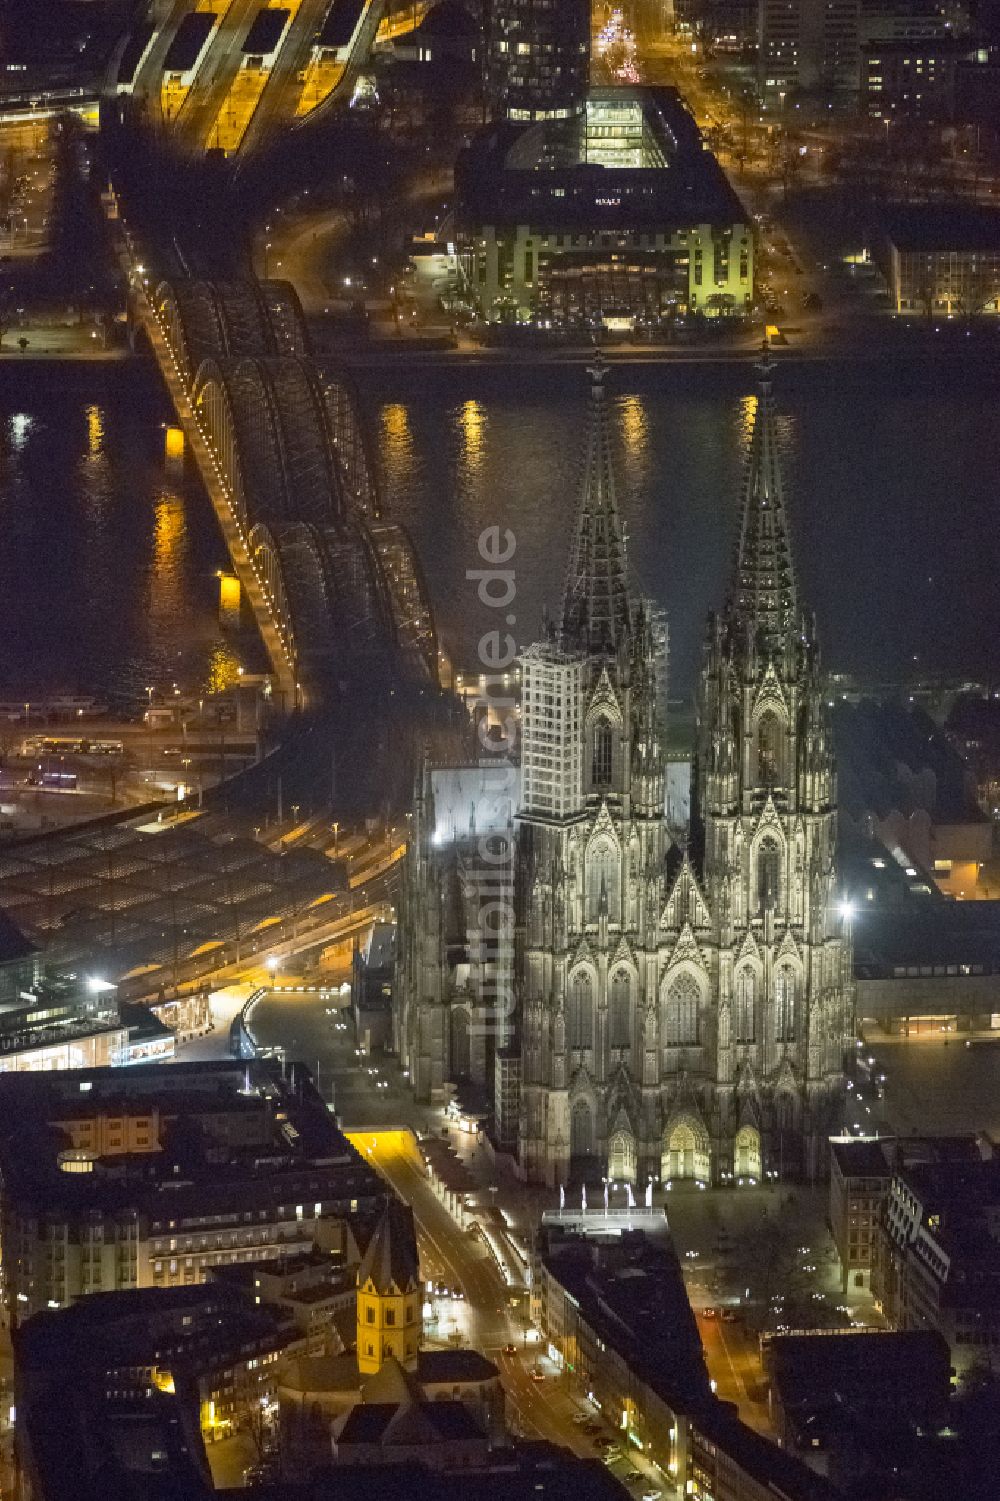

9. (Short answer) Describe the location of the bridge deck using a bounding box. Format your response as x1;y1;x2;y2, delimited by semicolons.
139;292;300;707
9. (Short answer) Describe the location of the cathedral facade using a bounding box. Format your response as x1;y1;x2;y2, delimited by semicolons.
398;355;854;1188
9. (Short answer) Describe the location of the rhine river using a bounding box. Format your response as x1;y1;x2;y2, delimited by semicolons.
1;354;999;704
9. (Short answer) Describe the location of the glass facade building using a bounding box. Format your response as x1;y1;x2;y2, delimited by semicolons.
488;0;590;121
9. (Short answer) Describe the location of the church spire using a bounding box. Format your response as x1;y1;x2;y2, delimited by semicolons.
728;345;798;653
561;355;632;656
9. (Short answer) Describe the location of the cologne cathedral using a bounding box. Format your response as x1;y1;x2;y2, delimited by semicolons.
397;355;853;1187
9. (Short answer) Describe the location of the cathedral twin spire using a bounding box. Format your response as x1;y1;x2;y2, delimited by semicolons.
561;354;634;657
727;345;799;656
559;346;801;666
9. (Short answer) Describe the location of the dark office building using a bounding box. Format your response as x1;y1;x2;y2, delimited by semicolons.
487;0;590;122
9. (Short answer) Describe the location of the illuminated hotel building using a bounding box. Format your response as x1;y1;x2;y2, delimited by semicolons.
456;88;753;328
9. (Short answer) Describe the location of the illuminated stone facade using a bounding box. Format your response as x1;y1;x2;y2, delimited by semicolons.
398;357;852;1187
517;354;852;1186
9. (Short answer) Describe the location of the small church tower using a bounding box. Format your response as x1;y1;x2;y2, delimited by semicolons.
356;1198;422;1376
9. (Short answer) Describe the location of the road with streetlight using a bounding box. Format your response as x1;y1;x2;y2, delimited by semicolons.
345;1125;671;1492
248;985;753;1483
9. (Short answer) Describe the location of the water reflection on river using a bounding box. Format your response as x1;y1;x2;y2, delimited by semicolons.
1;356;998;707
356;357;1000;699
0;366;252;701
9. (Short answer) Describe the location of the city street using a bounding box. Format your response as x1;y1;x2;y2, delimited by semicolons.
247;989;675;1491
246;987;828;1449
347;1126;675;1496
0;115;55;263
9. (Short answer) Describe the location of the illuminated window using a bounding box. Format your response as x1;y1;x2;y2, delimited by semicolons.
610;971;631;1048
774;967;797;1042
757;839;781;910
756;711;783;785
735;968;756;1043
592;719;613;787
663;972;699;1046
567;970;594;1048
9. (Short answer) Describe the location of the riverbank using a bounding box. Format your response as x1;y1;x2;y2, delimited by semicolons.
329;319;1000;371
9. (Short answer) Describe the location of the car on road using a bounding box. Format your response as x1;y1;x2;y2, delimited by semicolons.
531;1368;545;1382
625;1469;642;1482
701;1306;718;1318
572;1414;589;1425
642;1491;661;1501
503;1344;518;1356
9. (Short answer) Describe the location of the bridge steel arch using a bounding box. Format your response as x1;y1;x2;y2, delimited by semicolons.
193;362;249;531
155;278;310;386
257;357;346;526
195;356;349;532
323;374;381;521
154;279;225;386
248;522;298;669
368;521;439;682
147;274;439;707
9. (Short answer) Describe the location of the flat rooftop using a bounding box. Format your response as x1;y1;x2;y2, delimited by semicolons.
765;1330;951;1410
17;1280;294;1373
456;86;749;233
0;1058;382;1216
163;11;214;72
840;825;1000;976
830;1138;891;1178
542;1226;711;1414
880;203;1000;252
